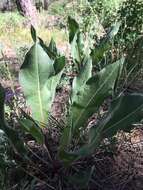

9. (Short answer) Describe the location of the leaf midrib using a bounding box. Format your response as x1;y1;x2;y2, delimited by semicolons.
35;44;44;122
73;64;119;128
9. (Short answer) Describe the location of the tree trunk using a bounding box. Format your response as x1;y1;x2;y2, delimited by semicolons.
43;0;57;10
16;0;37;26
43;0;48;10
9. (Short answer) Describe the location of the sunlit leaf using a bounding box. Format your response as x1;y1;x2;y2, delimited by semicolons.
31;25;37;42
19;42;65;123
71;58;124;133
68;16;79;43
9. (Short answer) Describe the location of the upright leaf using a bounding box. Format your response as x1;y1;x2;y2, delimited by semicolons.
68;16;79;43
78;93;143;157
91;22;121;65
39;37;60;59
48;38;59;57
68;17;84;71
54;56;66;75
60;58;124;155
19;42;65;123
19;118;44;144
31;25;37;42
71;57;92;102
71;58;124;132
60;94;143;163
71;32;84;67
101;94;143;137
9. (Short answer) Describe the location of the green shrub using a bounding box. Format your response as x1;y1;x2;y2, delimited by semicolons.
88;0;123;27
0;12;25;33
117;0;143;48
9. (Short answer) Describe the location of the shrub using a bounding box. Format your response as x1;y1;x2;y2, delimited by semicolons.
117;0;143;48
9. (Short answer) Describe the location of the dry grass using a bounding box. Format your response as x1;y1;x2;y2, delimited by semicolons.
0;11;67;55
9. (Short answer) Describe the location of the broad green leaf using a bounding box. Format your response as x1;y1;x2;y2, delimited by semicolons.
91;22;121;65
59;127;71;151
54;56;65;75
68;16;79;43
19;118;44;144
60;57;92;152
48;38;59;57
39;37;60;59
71;57;92;102
71;32;84;71
60;94;143;163
71;58;124;132
101;94;143;138
59;58;124;157
19;42;65;123
68;17;84;71
31;25;37;42
0;84;27;156
78;93;143;157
